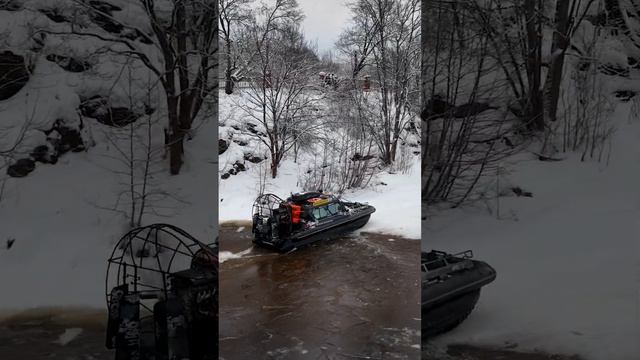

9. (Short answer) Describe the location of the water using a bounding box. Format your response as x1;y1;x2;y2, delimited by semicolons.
219;226;421;360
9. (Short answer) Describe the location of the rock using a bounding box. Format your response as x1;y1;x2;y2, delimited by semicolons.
87;1;124;34
88;0;122;13
0;51;29;100
422;96;452;119
628;57;640;70
244;153;263;163
57;128;84;153
246;122;265;136
0;0;21;11
91;13;123;33
44;119;85;154
46;54;92;73
511;187;533;198
453;102;496;118
121;29;154;44
39;8;68;23
351;153;375;162
228;168;236;175
221;173;231;179
79;96;144;127
106;107;143;126
233;139;248;146
30;144;58;164
7;158;35;178
614;90;636;102
6;238;15;249
218;139;228;155
233;161;246;172
79;95;107;117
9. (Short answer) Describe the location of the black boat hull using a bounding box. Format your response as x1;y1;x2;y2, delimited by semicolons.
422;289;481;338
422;254;496;338
254;211;373;252
423;259;496;309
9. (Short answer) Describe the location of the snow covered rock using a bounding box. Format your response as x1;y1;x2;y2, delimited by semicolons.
218;139;228;155
79;95;151;127
6;158;35;177
453;102;497;118
46;54;92;73
422;96;452;119
614;90;636;101
0;0;21;11
30;144;58;164
87;0;123;34
243;153;264;164
38;8;69;23
0;50;29;100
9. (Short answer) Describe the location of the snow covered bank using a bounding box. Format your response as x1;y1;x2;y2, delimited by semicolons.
0;118;217;310
219;156;421;239
219;88;421;239
423;103;640;359
0;3;217;310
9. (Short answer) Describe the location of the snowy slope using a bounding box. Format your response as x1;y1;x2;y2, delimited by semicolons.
423;102;640;359
0;3;217;311
219;90;421;239
0;118;217;310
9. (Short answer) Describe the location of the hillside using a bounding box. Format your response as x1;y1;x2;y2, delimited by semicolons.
0;0;217;311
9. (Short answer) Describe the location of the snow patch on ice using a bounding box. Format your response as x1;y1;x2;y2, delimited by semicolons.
219;247;254;263
54;328;83;346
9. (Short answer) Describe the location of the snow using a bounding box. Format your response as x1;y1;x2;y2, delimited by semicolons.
219;157;421;239
0;4;217;312
423;102;640;359
219;89;421;239
219;247;254;264
55;327;83;346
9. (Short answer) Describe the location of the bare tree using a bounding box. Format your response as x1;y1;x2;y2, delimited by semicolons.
237;1;319;178
43;0;220;175
341;0;421;165
220;0;254;94
300;86;377;193
422;0;517;206
97;75;181;227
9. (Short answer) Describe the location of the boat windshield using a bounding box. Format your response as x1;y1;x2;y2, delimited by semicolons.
312;202;340;220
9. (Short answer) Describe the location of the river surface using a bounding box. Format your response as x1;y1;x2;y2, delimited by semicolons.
218;225;421;360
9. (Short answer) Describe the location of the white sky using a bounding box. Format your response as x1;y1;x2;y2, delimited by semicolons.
297;0;352;55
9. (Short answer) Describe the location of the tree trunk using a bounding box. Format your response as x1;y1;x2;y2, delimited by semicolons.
544;0;572;124
225;38;234;94
270;153;278;178
168;95;183;175
524;0;544;131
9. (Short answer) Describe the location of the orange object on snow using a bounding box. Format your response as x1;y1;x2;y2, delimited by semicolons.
290;204;302;224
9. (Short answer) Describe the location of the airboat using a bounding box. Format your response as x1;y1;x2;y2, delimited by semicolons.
251;191;376;252
105;223;218;360
422;250;496;338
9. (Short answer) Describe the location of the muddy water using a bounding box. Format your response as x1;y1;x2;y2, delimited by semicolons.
0;309;111;360
422;343;584;360
219;225;421;360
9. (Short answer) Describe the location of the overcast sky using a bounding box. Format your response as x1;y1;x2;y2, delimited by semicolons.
297;0;352;55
